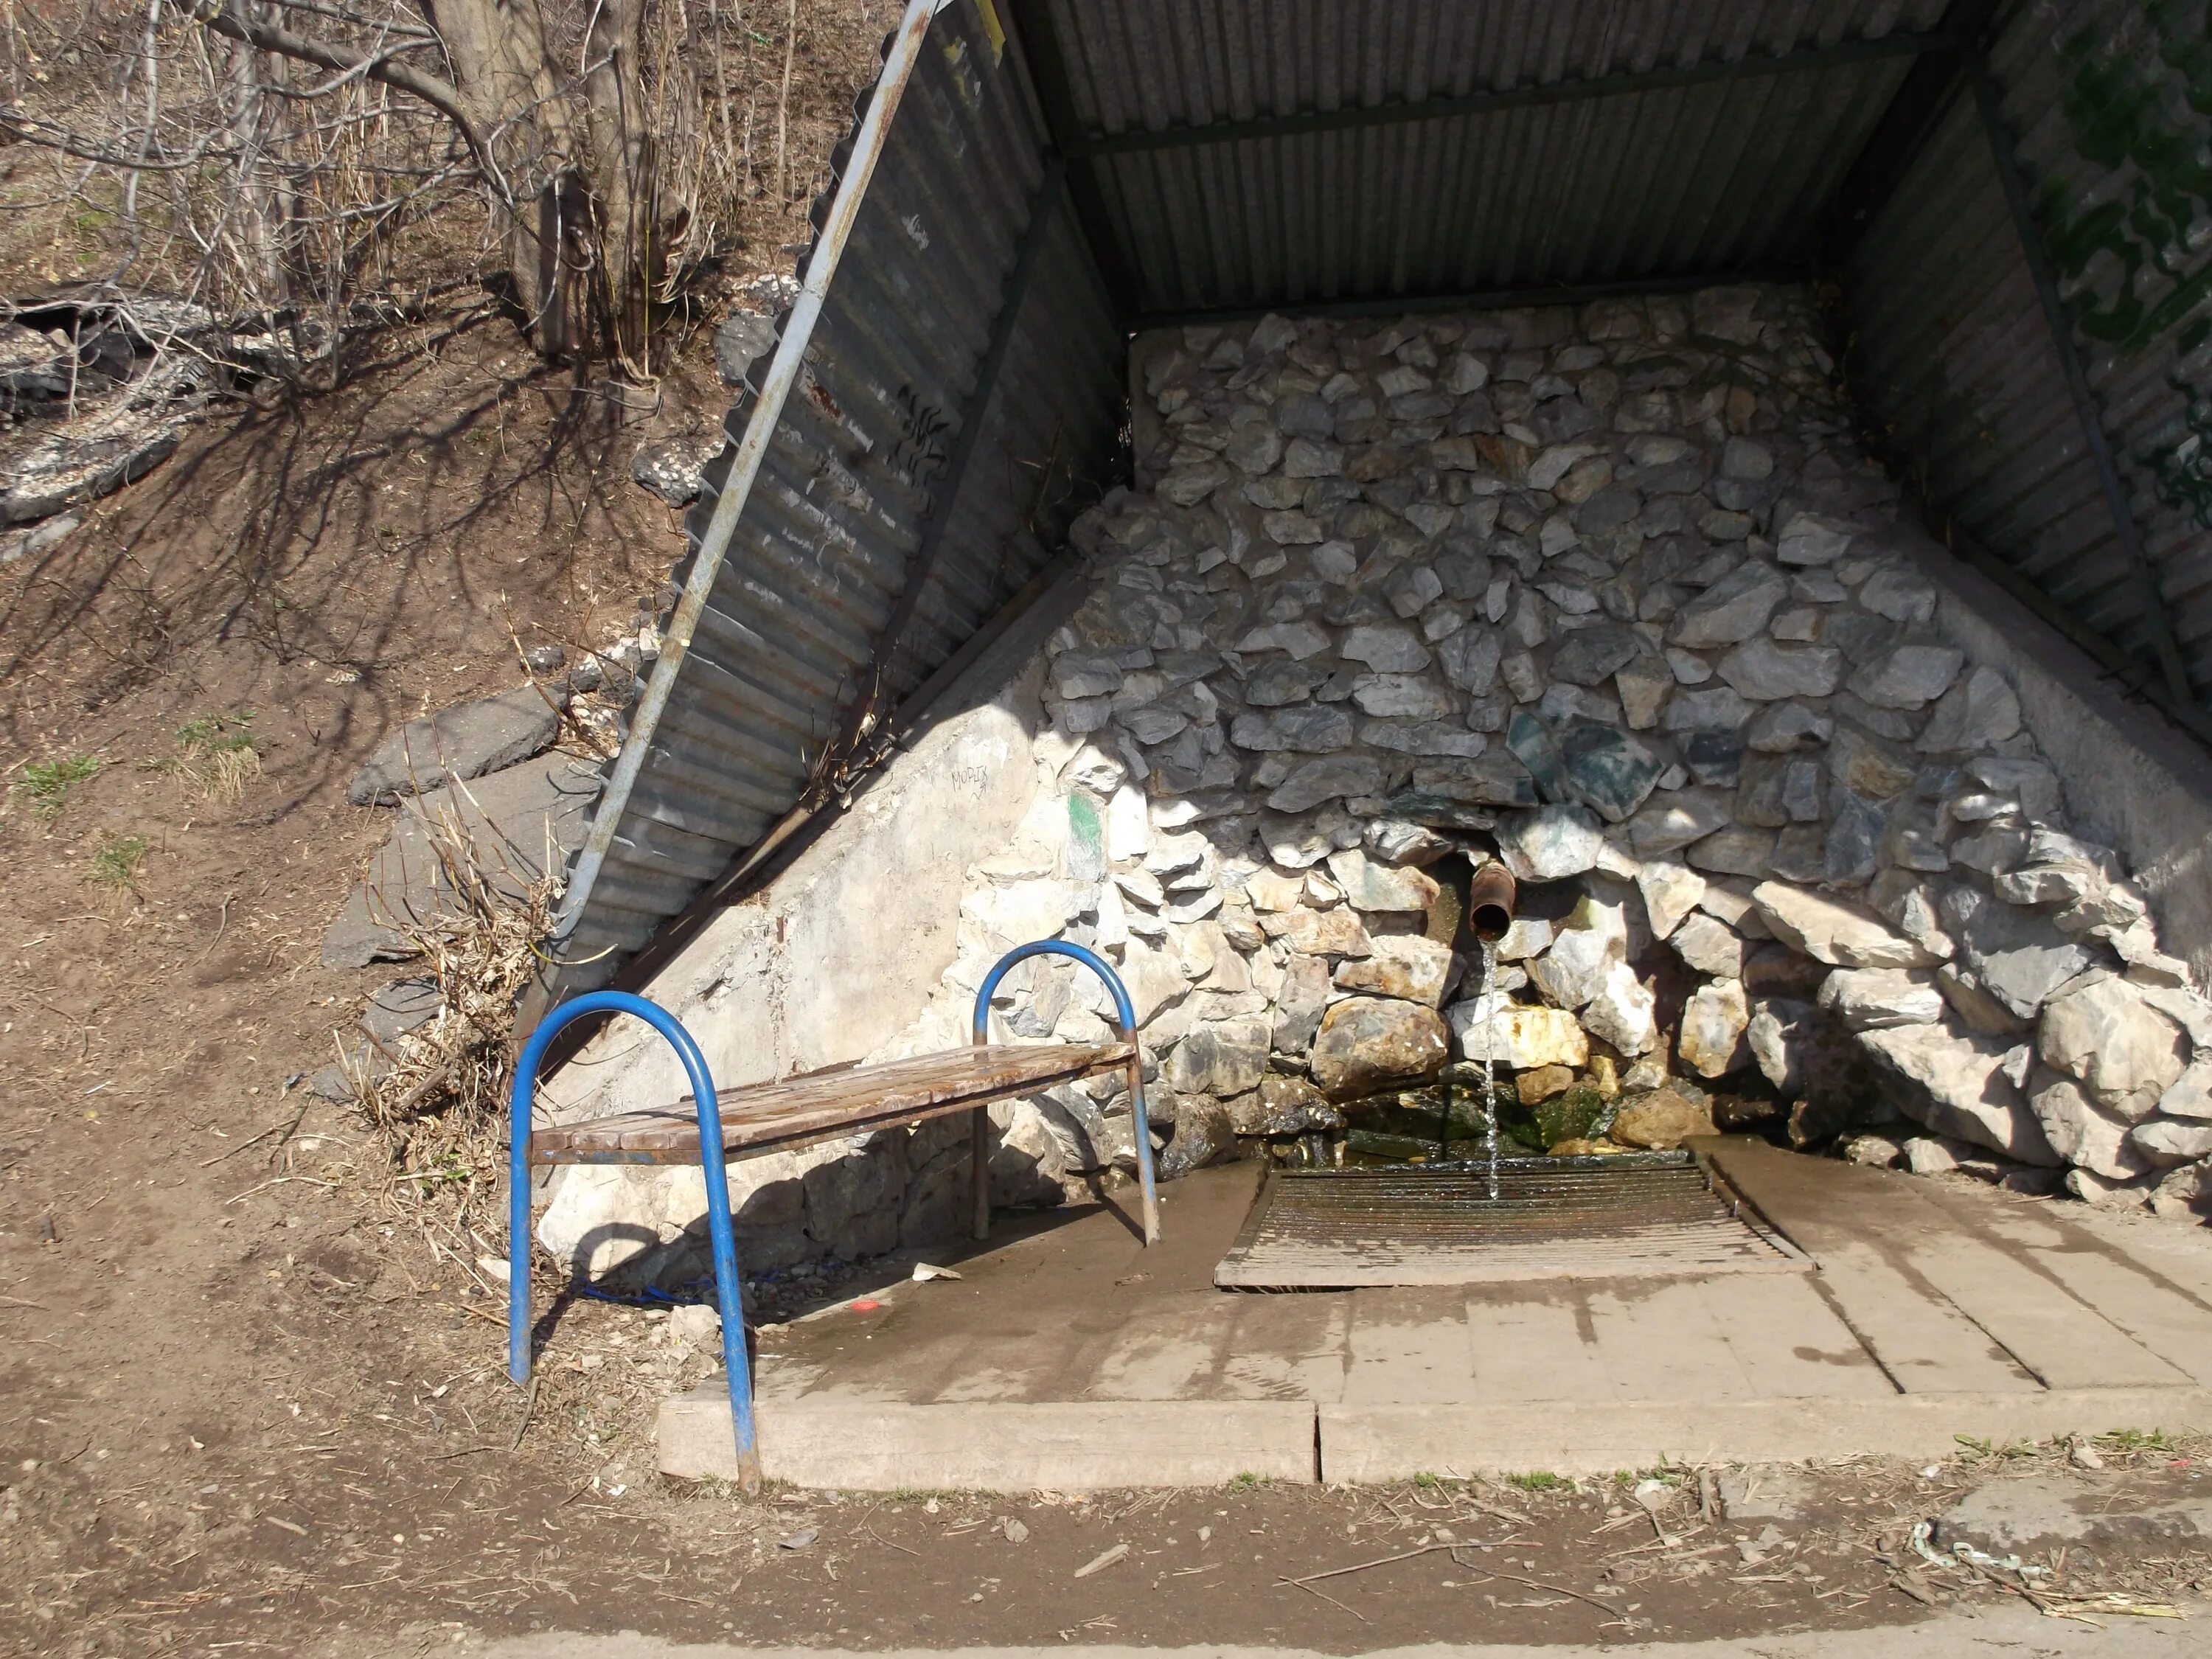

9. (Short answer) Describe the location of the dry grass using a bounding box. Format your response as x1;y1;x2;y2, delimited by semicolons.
344;796;563;1243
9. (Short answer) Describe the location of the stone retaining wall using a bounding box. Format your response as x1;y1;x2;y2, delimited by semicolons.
539;285;2212;1288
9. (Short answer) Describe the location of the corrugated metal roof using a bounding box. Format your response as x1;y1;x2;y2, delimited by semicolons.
1850;0;2212;722
548;0;1123;987
546;0;2212;1015
1040;0;1950;316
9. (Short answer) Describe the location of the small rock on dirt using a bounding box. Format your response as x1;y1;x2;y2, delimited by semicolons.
1718;1466;1814;1523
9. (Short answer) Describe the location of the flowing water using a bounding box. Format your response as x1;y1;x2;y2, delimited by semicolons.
1476;937;1500;1202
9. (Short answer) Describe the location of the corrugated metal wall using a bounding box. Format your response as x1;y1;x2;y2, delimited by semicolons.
1046;0;1946;316
1852;0;2212;720
551;0;1123;983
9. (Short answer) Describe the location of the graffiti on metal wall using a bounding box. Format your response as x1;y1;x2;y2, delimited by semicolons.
2039;1;2212;527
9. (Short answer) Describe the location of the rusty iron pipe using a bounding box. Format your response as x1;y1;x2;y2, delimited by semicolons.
1468;860;1517;945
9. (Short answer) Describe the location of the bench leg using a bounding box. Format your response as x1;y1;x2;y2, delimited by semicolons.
969;1104;991;1240
1128;1054;1159;1246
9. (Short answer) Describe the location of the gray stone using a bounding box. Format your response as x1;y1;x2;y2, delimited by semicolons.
1817;967;1944;1031
1557;720;1666;824
1506;709;1566;801
1945;886;2096;1021
1164;1016;1271;1097
1626;788;1734;856
1857;1024;2061;1164
1158;1094;1239;1180
1746;700;1833;752
1310;997;1450;1097
1686;826;1775;877
1436;625;1503;693
1775;512;1854;566
1237;620;1334;658
714;307;779;382
1848;644;1964;709
630;437;715;505
1272;953;1333;1051
1714;639;1843;700
1267;755;1390;813
1341;623;1432;672
1681;730;1745;787
324;754;599;968
1551;623;1644;686
1363;820;1452;866
347;685;565;806
1231;1074;1345;1137
1637;858;1705;940
1351;674;1457;719
1495;802;1604;881
1230;706;1354;752
1051;653;1125;699
2038;973;2188;1120
1660;685;1754;733
1916;664;2021;753
1669;560;1787;648
1856;563;1938;625
1245;657;1332;705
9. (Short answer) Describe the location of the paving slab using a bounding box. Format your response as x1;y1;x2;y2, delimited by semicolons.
658;1145;2212;1490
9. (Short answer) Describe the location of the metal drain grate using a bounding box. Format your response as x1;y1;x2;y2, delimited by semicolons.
1214;1152;1808;1289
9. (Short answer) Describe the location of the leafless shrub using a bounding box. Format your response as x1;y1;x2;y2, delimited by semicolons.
0;0;879;377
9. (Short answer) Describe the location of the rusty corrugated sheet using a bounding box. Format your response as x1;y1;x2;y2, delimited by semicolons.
1851;0;2212;721
1040;0;1949;316
550;0;1124;983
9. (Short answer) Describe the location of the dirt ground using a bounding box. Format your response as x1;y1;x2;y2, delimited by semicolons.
0;262;2208;1659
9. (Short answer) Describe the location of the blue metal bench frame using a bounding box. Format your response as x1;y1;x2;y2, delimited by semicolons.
507;941;1153;1492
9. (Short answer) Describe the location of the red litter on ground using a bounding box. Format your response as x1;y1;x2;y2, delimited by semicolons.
851;1299;881;1313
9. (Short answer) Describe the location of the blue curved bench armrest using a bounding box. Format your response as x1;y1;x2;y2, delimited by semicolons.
973;939;1158;1245
509;990;759;1490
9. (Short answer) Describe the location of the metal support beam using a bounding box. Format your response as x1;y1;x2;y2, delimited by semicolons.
1132;268;1807;333
1822;0;2009;264
1073;32;1945;160
1969;59;2198;711
1002;0;1139;320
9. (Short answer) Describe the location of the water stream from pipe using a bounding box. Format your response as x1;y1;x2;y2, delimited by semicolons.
1476;937;1500;1203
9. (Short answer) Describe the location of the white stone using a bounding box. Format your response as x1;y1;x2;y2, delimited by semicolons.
2132;1116;2212;1168
1448;1000;1589;1069
1679;979;1750;1077
2037;973;2188;1120
1636;858;1705;940
1351;674;1457;719
1495;803;1604;881
1105;785;1151;863
1670;912;1745;979
1494;916;1553;961
1857;1024;2060;1164
1582;959;1660;1056
1325;846;1441;913
1531;904;1626;1009
1751;881;1938;968
2158;1060;2212;1122
1817;968;1945;1031
2028;1068;2155;1181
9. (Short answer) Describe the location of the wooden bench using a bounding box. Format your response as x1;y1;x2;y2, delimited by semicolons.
505;939;1155;1489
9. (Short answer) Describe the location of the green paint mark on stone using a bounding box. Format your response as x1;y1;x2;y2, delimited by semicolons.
1066;792;1104;883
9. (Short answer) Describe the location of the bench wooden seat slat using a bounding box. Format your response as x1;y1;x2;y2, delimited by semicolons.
529;1040;1135;1164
